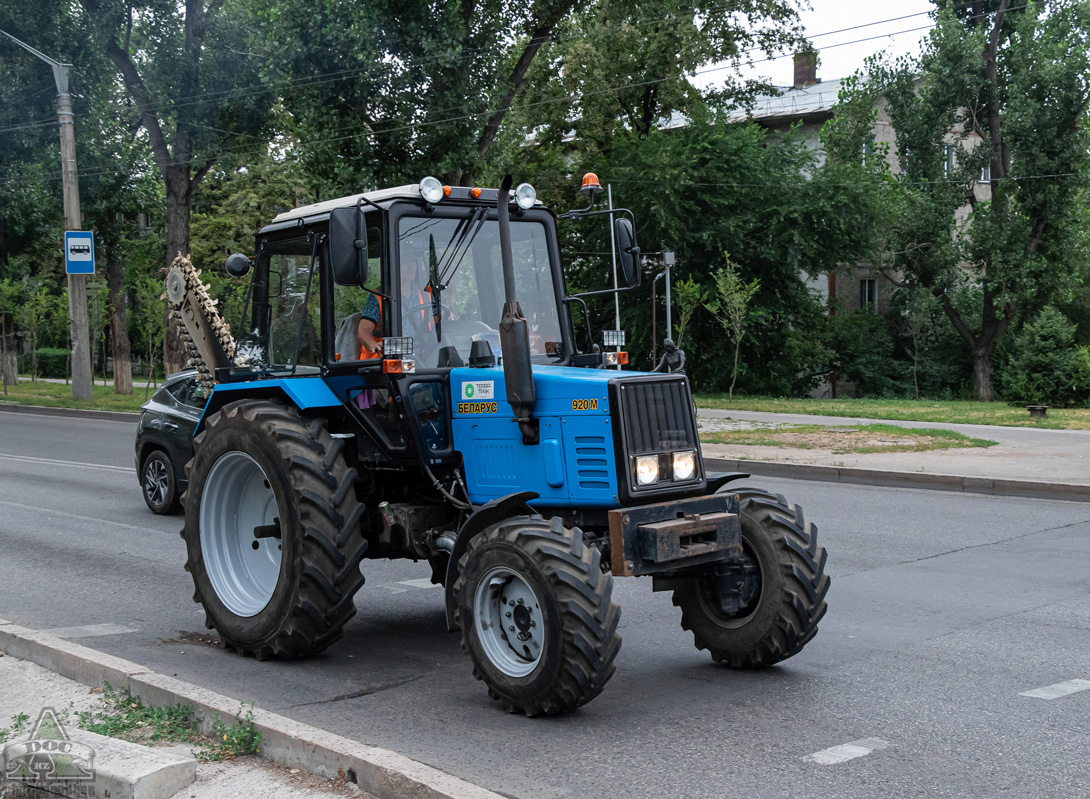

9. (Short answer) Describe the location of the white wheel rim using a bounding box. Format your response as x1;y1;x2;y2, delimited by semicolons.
473;566;544;678
199;452;283;617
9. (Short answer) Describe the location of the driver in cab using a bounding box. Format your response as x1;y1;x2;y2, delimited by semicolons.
356;247;437;361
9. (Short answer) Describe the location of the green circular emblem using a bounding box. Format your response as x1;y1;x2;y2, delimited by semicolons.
465;384;475;398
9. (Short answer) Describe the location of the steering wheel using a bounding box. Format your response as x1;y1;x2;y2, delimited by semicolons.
401;300;455;323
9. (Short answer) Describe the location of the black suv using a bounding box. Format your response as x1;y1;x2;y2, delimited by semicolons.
135;370;206;514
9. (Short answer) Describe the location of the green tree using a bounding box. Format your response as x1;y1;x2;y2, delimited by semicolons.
76;0;274;372
1000;306;1090;407
827;0;1090;400
672;275;705;349
516;0;803;155
901;288;943;400
15;282;51;381
707;259;760;400
134;275;165;400
549;113;880;393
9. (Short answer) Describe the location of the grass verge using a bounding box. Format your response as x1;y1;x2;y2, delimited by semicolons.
77;684;262;761
695;395;1090;429
700;423;998;454
0;381;147;413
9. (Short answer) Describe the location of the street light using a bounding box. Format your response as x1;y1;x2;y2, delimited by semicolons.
0;29;92;400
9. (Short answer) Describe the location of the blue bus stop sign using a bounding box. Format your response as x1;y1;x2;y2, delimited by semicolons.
64;231;95;275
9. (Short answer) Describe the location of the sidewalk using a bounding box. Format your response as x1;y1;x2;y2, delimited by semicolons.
0;651;369;799
0;621;501;799
697;407;1090;496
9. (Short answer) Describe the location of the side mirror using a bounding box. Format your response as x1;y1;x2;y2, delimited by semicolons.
614;217;641;288
329;207;368;286
225;252;251;278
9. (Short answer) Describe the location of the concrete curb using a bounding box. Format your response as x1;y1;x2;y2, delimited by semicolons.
70;727;197;799
0;623;504;799
706;457;1090;503
0;402;139;423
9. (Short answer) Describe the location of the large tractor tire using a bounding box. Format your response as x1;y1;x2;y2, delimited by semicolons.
454;515;621;716
181;400;367;659
672;488;829;667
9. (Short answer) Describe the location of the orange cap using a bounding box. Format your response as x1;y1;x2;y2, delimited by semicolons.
471;187;482;198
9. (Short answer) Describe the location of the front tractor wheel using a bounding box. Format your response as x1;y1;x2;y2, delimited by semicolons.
454;516;621;716
672;489;829;667
181;400;367;659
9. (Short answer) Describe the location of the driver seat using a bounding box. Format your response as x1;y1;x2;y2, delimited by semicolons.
335;312;361;362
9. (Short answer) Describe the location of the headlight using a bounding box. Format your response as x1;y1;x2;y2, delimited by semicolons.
635;456;659;485
419;176;444;204
514;182;537;209
673;451;697;481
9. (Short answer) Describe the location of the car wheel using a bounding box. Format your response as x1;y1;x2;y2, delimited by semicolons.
141;450;180;514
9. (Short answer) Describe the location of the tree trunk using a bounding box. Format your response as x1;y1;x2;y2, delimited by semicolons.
106;217;133;395
1;316;7;394
971;344;994;402
163;171;191;375
0;317;15;389
730;337;741;400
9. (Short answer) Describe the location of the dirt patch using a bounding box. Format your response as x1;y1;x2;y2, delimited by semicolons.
160;630;222;648
701;424;997;454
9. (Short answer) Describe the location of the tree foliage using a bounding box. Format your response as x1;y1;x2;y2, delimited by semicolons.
1000;305;1090;407
827;0;1090;400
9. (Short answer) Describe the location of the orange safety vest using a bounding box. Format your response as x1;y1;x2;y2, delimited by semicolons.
359;289;432;360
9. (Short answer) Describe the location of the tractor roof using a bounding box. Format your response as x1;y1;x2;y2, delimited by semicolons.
270;185;423;225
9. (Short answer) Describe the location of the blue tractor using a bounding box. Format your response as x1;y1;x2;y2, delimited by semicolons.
175;174;829;716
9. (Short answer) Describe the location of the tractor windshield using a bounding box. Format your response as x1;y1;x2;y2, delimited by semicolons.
395;214;564;368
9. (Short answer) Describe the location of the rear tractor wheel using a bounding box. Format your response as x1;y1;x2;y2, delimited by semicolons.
181;400;367;659
454;516;621;716
672;488;829;667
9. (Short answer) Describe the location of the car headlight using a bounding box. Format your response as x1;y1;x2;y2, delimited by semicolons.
673;451;697;481
635;456;659;485
419;176;444;204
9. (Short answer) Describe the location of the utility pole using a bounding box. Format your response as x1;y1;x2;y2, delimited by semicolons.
0;30;92;400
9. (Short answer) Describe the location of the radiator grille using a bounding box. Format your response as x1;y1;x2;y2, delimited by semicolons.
618;379;698;455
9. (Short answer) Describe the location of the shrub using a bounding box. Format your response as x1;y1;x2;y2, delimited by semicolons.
1000;307;1090;408
19;348;68;379
828;310;906;397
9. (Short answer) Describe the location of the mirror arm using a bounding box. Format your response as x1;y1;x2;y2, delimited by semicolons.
561;295;596;352
565;282;641;300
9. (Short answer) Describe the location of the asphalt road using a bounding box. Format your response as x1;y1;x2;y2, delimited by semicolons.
2;408;1089;798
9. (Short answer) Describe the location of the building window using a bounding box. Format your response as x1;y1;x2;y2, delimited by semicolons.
860;278;877;311
979;164;992;183
862;135;876;167
944;145;955;177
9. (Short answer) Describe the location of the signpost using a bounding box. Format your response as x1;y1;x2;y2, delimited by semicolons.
64;232;95;275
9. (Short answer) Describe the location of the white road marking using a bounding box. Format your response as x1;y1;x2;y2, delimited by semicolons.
1020;679;1090;700
381;578;442;594
0;452;133;473
43;623;137;638
0;499;158;535
805;738;890;765
397;578;440;589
